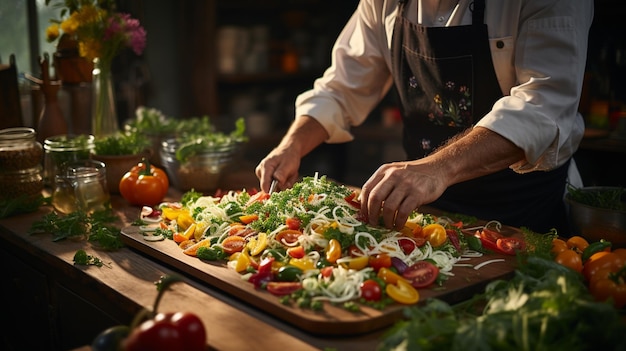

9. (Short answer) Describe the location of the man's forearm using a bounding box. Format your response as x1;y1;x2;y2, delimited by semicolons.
427;126;525;187
278;115;330;158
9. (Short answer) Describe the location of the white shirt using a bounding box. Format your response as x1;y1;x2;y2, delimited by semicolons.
295;0;594;174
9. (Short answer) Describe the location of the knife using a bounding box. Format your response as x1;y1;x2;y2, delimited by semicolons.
269;179;277;195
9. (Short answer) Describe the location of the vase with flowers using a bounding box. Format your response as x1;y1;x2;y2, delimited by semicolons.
45;0;146;138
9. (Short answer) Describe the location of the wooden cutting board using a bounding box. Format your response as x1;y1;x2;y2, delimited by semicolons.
121;225;519;335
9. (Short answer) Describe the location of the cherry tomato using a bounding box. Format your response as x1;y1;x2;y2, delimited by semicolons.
348;244;366;257
496;237;526;255
555;249;583;273
360;279;382;301
566;235;589;253
421;223;447;247
402;261;439;288
344;191;361;209
398;238;416;254
221;236;245;254
551;238;568;256
166;312;207;351
245;191;270;206
386;279;419;304
125;312;207;351
266;282;302;296
369;253;392;272
285;217;302;230
287;246;305;259
275;229;302;245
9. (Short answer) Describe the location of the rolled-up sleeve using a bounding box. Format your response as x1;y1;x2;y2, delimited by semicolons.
477;1;593;172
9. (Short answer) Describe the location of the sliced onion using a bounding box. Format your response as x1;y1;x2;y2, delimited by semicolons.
473;258;505;270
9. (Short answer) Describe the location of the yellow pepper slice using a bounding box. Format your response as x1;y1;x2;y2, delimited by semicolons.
386;279;419;305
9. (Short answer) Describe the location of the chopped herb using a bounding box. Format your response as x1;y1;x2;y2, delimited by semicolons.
73;249;110;268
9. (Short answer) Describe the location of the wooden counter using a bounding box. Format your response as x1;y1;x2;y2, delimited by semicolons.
0;169;387;351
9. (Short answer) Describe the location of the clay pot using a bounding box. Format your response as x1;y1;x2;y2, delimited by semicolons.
92;150;151;193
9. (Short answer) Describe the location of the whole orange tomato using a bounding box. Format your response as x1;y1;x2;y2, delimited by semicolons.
555;249;583;273
119;159;169;206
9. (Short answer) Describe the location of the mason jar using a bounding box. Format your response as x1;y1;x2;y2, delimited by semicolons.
0;127;44;202
52;159;109;214
43;134;95;186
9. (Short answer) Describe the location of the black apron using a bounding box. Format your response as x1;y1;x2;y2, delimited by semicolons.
390;0;570;234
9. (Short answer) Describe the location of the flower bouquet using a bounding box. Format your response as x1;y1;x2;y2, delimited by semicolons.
45;0;147;137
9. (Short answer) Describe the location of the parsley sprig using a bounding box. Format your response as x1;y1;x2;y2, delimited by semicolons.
29;207;125;250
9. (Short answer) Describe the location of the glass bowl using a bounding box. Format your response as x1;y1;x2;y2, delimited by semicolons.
160;138;244;193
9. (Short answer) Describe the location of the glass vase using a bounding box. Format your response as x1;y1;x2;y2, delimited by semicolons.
91;58;119;138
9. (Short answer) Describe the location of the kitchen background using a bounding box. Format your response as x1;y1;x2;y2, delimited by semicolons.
1;0;624;187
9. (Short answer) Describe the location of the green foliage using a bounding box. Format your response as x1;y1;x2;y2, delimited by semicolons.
29;207;124;250
93;132;149;155
377;257;626;351
566;185;625;211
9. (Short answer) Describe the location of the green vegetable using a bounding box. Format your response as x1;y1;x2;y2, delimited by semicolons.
581;239;612;262
0;194;47;219
29;208;125;250
196;246;226;261
93;132;149;155
276;265;303;282
174;117;248;163
567;185;625;211
73;249;110;268
378;256;626;351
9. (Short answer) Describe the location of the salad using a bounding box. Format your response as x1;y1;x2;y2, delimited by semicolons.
138;174;482;310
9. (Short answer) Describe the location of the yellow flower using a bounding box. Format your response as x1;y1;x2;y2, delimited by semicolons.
79;39;102;61
60;13;80;35
46;24;60;42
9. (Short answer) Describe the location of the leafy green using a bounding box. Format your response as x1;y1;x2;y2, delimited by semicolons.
174;117;248;163
566;185;625;211
93;132;149;155
29;207;125;250
378;256;626;351
73;249;110;268
0;194;48;219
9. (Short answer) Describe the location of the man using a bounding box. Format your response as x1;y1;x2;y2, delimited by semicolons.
256;0;593;235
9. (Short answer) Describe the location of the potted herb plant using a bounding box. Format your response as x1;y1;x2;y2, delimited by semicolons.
92;131;151;193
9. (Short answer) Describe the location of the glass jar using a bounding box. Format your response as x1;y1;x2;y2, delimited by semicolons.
0;166;44;202
0;128;44;201
44;134;95;186
0;127;43;171
52;159;109;214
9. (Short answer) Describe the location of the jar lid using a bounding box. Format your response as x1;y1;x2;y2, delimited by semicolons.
0;127;36;141
44;134;95;151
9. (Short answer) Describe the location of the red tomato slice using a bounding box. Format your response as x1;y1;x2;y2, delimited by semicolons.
275;229;302;245
221;236;245;254
402;261;439;288
369;253;392;272
266;282;302;296
496;237;526;255
480;228;503;244
446;229;461;251
344;192;361;209
285;217;302;230
360;279;382;301
398;238;416;255
287;246;305;259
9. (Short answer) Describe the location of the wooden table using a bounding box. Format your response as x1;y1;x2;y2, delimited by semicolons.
0;169;388;351
0;164;520;351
